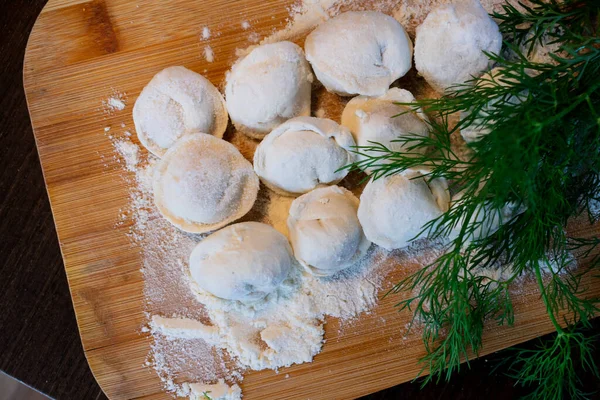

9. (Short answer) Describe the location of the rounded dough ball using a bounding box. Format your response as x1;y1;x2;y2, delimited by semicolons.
414;0;502;93
305;11;412;97
225;41;313;139
341;88;429;173
189;222;294;302
460;68;524;143
449;189;524;243
254;117;355;196
153;133;259;233
288;186;371;276
133;66;228;157
358;170;450;250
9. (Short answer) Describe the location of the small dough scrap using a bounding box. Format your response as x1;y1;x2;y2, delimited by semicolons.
254;117;355;196
225;41;313;139
150;315;221;344
186;379;242;400
153;133;259;233
341;88;429;174
358;170;450;250
189;222;294;302
288;186;371;276
305;11;412;96
414;0;502;93
133;66;228;157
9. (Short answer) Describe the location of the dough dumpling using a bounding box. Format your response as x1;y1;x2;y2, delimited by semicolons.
414;0;502;93
358;170;450;250
460;68;523;143
254;117;355;196
153;133;259;233
189;222;294;302
449;189;524;243
305;11;412;96
341;88;429;173
133;66;228;157
225;41;313;139
288;186;371;276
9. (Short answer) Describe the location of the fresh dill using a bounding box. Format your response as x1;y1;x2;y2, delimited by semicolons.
345;0;600;397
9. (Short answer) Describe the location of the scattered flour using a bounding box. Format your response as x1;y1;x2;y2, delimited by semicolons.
102;91;127;114
113;139;139;171
204;45;215;62
108;97;126;110
202;26;211;40
241;21;251;30
247;32;260;43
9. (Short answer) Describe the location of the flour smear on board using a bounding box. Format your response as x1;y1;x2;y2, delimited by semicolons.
108;0;513;398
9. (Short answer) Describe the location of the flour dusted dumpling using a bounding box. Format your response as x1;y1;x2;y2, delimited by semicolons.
288;186;371;276
341;88;429;173
358;170;450;250
153;133;259;233
133;66;228;157
189;222;294;302
460;68;524;143
414;0;502;93
225;41;313;139
305;11;412;97
254;117;355;196
449;189;524;243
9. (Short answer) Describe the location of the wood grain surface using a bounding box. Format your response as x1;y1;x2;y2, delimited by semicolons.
21;1;600;399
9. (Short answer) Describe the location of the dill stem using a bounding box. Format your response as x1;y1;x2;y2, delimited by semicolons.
534;263;565;335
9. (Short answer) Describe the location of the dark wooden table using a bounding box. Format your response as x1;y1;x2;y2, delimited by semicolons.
1;1;599;399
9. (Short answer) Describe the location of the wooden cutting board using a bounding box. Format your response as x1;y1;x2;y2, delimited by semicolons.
23;0;600;399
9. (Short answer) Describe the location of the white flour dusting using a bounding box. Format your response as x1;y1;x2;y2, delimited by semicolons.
202;26;211;40
247;32;260;43
204;45;215;62
113;140;139;171
102;91;127;114
108;98;126;110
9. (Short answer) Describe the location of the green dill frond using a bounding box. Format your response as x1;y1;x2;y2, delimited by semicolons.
391;248;517;384
344;0;600;395
500;331;600;400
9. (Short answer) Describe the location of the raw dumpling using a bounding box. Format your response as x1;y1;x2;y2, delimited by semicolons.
225;41;313;139
341;88;429;173
189;222;295;302
414;0;502;93
449;189;524;243
153;133;259;233
133;66;228;157
287;186;371;276
358;170;450;250
254;117;355;196
305;11;412;96
460;68;524;143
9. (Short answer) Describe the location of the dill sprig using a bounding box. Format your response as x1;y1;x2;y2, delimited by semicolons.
346;0;600;397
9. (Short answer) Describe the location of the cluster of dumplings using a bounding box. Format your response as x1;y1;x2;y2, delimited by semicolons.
133;1;501;304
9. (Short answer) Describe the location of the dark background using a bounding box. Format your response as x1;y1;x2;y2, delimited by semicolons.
1;1;599;399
